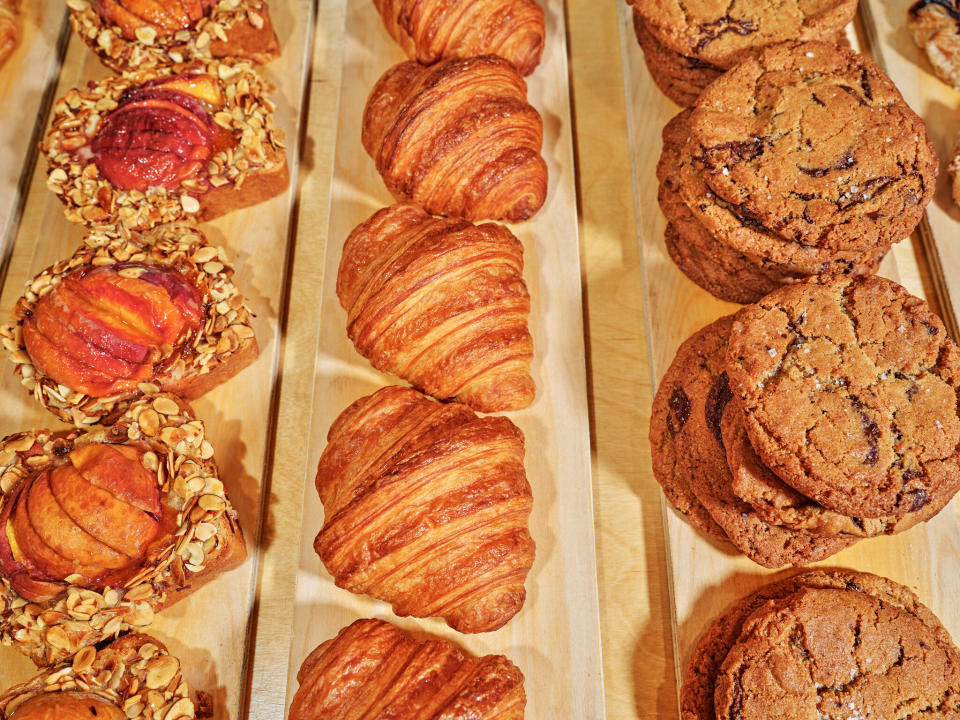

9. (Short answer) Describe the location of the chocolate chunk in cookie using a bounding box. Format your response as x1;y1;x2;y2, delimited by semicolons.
726;274;960;518
669;317;855;567
690;41;938;253
650;319;729;540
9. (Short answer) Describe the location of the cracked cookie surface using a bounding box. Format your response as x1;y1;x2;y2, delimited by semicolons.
680;569;942;720
721;403;950;537
650;318;729;540
628;0;857;70
715;585;960;720
690;41;938;252
726;275;960;518
662;110;891;276
668;316;855;567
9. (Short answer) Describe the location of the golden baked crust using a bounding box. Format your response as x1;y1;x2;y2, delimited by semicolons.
44;60;287;232
0;634;203;720
314;386;535;633
362;56;547;223
373;0;545;75
1;222;258;426
289;618;526;720
0;394;245;666
67;0;279;73
338;203;535;413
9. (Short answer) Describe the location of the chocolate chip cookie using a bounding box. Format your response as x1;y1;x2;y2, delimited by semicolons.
668;316;855;567
689;41;938;252
650;320;730;541
716;584;960;720
908;0;960;89
726;274;960;519
680;569;953;720
629;0;857;70
632;8;723;107
721;402;951;537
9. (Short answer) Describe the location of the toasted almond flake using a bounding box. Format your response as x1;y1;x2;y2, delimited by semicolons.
73;645;97;672
151;396;180;416
139;409;160;437
5;436;34;452
134;26;157;45
199;440;215;460
123;584;153;602
192;246;218;264
138;382;160;394
146;655;179;689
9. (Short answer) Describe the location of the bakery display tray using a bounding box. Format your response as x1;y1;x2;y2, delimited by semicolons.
0;1;605;718
619;0;960;707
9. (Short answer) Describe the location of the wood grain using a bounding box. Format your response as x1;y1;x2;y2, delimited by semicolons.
280;1;604;718
0;2;68;266
0;3;314;718
619;3;960;714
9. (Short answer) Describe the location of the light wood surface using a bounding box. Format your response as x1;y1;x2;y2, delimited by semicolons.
4;1;958;719
0;2;68;261
0;3;314;718
279;1;603;718
619;3;960;718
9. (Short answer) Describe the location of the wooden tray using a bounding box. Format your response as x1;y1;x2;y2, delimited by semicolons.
0;2;315;718
275;0;605;717
0;2;69;267
618;1;960;707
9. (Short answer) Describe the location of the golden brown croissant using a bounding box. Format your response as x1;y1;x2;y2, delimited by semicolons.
362;56;547;223
289;618;526;720
338;203;535;413
373;0;545;76
314;386;535;633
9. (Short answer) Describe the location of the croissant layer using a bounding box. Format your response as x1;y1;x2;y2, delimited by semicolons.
339;203;535;412
362;56;547;223
315;386;535;633
373;0;545;75
289;618;526;720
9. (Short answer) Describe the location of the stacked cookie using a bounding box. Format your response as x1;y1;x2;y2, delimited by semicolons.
651;274;960;568
657;40;938;304
681;569;960;720
628;0;857;106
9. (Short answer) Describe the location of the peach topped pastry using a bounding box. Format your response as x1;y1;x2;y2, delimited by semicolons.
0;633;205;720
0;394;246;666
66;0;279;72
1;223;257;425
44;61;288;231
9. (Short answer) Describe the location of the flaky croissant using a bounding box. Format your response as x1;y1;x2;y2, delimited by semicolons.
0;0;18;68
362;56;547;223
373;0;545;76
314;386;535;633
338;203;535;413
289;618;526;720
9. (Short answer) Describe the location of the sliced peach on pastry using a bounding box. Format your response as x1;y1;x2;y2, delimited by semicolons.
48;463;160;560
91;96;216;191
42;286;157;365
91;0;212;39
69;444;161;517
154;73;225;108
26;472;133;570
11;489;106;582
22;322;133;398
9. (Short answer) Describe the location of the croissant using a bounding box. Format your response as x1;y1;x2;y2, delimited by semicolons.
373;0;545;76
338;203;535;413
69;0;280;72
44;61;288;231
362;56;547;223
0;393;245;666
289;618;526;720
0;0;18;68
0;634;204;720
314;386;535;633
1;222;258;426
